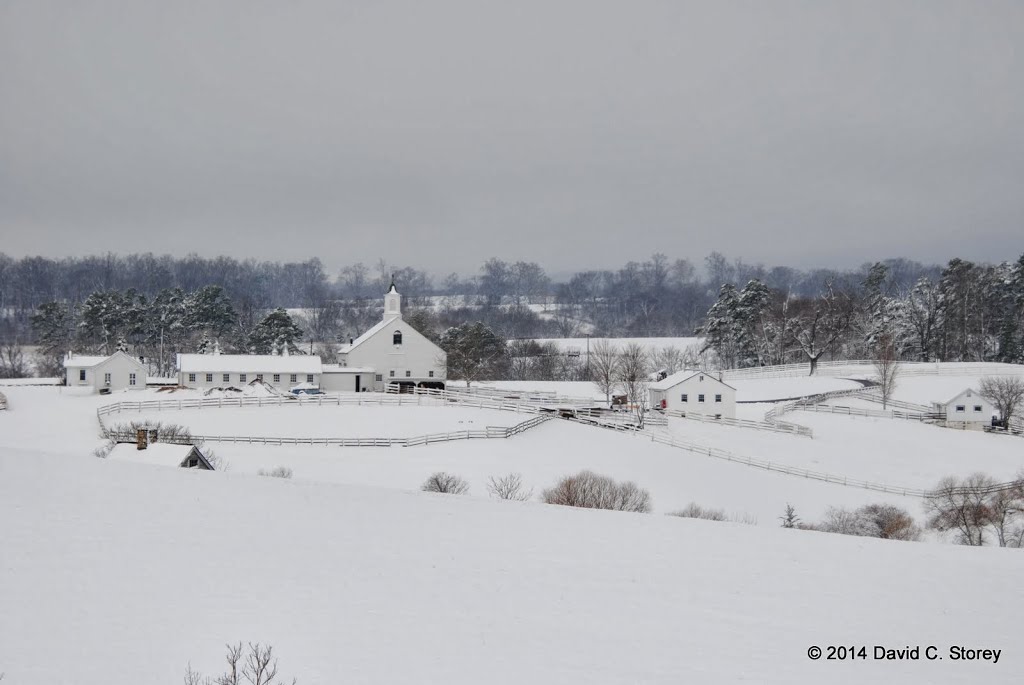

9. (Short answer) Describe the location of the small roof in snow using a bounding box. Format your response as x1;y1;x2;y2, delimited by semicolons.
107;443;210;469
64;351;144;369
941;388;987;407
177;354;321;374
650;369;736;392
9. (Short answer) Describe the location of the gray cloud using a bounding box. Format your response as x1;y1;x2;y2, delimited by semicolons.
2;0;1022;274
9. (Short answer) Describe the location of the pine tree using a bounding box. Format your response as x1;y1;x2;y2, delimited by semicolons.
248;308;304;354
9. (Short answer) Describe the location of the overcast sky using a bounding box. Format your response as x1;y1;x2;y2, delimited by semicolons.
1;0;1022;276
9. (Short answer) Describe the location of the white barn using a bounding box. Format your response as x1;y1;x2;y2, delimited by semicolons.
64;352;147;394
933;388;996;430
337;281;447;392
650;369;737;419
176;350;322;391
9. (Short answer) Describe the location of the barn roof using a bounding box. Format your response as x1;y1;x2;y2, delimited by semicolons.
650;369;736;392
106;443;212;469
64;351;145;369
177;353;322;374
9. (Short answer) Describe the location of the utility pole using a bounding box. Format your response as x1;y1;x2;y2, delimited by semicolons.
586;333;590;378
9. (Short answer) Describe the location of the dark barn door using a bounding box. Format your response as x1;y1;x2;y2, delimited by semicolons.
355;375;361;392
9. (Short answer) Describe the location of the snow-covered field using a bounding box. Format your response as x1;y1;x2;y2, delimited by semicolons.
2;450;1021;684
2;365;1023;683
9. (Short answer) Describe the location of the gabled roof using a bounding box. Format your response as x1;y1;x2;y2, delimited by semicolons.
106;443;213;469
177;353;321;374
64;351;145;369
650;369;735;392
340;315;443;356
941;388;987;407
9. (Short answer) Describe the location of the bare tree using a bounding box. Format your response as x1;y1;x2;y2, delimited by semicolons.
668;503;727;521
924;474;995;546
541;470;652;513
0;340;28;379
979;376;1024;426
650;345;684;377
421;472;470;495
486;473;533;501
185;642;296;685
258;466;293;479
788;278;853;375
588;339;619;405
873;333;901;409
615;343;650;428
986;476;1024;548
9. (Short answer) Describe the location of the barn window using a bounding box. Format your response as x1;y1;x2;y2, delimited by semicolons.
405;370;411;377
307;374;314;383
955;405;965;412
80;369;86;382
206;373;213;382
129;373;137;386
375;374;383;382
393;330;403;345
222;373;230;383
256;374;263;381
273;374;281;383
429;370;434;378
389;370;395;377
698;394;705;403
715;394;722;403
973;405;983;412
681;393;688;402
239;374;247;383
290;374;297;383
104;372;111;385
699;375;704;381
188;373;196;383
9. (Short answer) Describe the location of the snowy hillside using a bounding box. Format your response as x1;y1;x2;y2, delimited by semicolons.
1;450;1019;684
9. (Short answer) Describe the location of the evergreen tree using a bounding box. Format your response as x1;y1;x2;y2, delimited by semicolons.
248;308;304;354
440;321;508;387
30;301;75;376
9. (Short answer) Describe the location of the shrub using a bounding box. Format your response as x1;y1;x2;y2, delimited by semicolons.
92;439;116;459
422;472;470;495
817;504;922;541
486;473;533;501
668;503;727;521
258;466;293;479
541;470;652;513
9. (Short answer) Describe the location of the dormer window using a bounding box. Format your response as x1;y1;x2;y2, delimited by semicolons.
393;330;403;346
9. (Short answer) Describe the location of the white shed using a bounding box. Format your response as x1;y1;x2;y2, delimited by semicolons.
64;352;147;394
650;370;737;419
933;388;996;430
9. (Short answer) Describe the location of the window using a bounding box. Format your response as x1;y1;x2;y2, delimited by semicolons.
290;374;297;383
955;405;965;413
307;374;314;383
206;373;213;383
699;375;704;381
104;372;111;385
80;369;86;382
681;393;688;402
405;370;411;377
239;374;247;383
223;373;230;383
375;374;383;382
393;330;403;345
129;373;137;386
974;405;983;412
715;394;722;403
698;394;705;403
389;370;395;378
273;374;281;383
256;374;263;381
188;373;196;383
429;371;434;378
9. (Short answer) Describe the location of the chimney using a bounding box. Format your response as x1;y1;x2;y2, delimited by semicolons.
136;428;148;451
349;337;354;345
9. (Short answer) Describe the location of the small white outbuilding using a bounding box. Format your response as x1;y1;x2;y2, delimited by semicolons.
649;370;737;419
64;351;147;394
106;442;214;470
932;388;996;430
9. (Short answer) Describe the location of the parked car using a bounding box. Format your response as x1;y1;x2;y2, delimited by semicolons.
290;382;323;395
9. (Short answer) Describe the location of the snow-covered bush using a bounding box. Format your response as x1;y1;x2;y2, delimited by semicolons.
541;470;651;513
92;439;116;459
668;503;756;524
813;504;921;541
486;473;533;501
422;472;470;495
258;466;293;479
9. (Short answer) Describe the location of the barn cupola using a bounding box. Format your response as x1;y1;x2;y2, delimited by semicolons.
384;276;402;320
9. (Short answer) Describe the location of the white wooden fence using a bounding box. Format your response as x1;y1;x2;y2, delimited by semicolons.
662;408;814;438
722;360;1024;380
0;391;7;410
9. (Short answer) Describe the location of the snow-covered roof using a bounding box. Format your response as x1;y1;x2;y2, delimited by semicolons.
321;364;376;373
940;388;988;407
177;354;322;374
64;355;109;368
339;315;401;354
64;351;144;369
650;369;735;392
106;443;210;469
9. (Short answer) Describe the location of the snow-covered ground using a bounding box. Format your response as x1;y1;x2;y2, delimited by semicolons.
1;449;1020;684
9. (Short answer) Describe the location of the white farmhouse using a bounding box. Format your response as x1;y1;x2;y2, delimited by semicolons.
932;388;996;430
64;351;147;394
176;349;322;391
650;369;737;419
334;280;447;392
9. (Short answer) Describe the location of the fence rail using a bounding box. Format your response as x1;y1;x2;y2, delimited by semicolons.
0;391;7;410
662;408;814;438
723;360;1024;380
102;413;554;448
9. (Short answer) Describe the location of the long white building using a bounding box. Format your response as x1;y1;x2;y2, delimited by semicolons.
176;350;322;391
